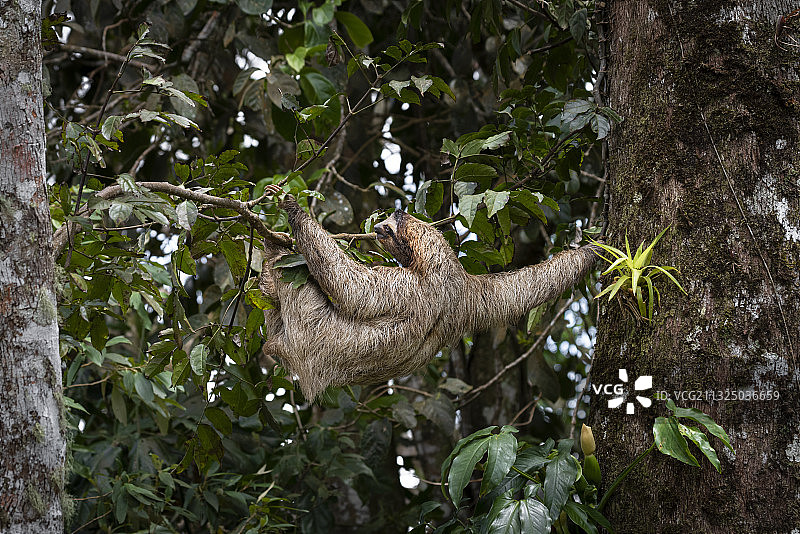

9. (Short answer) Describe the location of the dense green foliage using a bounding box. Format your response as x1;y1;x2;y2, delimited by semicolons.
46;0;622;531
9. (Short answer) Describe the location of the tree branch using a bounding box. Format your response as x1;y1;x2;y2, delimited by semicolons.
61;44;151;70
52;181;292;260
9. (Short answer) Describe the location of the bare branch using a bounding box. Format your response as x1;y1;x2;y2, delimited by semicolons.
61;44;151;70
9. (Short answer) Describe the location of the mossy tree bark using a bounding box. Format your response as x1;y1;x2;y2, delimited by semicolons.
0;1;66;532
591;1;800;532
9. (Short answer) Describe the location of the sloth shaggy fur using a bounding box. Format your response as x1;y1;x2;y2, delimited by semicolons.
260;196;598;400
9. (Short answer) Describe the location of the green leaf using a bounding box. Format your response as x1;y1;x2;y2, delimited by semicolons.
298;104;328;122
134;373;154;403
481;432;518;495
236;0;272;15
286;46;307;72
447;437;490;507
144;351;171;378
458;193;484;227
430;75;455;101
89;315;109;350
441;427;497;500
526;304;545;333
114;483;128;523
415;180;443;217
569;8;588;44
411;75;433;95
564;500;598;534
176;200;198;230
666;400;733;451
63;396;90;414
488;489;552;534
109;201;132;224
111;385;127;424
85;345;104;366
454;162;496;182
391;398;418;429
653;416;699;467
510;190;547;224
274;254;307;268
562;99;593;119
543;440;577;519
246;307;265;337
334;12;374;48
220;238;247;278
175;245;197;276
205;407;233;436
591;114;611;139
441;138;459;156
454;181;476;197
481;131;511;150
311;1;334;25
416;395;455;435
190;343;209;376
484;190;510;218
101;115;123;140
680;424;721;472
439;378;472;395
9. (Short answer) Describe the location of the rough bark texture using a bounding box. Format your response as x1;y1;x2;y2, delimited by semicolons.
0;2;66;532
591;1;800;532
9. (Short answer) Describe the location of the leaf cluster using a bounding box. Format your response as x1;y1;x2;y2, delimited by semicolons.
592;228;687;320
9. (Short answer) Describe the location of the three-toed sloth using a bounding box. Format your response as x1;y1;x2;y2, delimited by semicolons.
259;195;598;400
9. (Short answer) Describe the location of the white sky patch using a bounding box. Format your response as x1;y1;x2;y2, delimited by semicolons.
399;467;420;489
235;50;270;77
242;134;259;148
380;117;402;174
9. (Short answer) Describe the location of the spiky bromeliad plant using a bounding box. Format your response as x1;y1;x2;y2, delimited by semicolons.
592;228;687;320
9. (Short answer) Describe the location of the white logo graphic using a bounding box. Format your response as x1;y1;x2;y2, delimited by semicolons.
607;369;652;414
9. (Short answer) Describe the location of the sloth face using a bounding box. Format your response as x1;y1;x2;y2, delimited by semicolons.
374;210;415;267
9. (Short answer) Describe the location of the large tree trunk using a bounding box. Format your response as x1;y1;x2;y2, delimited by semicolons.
591;1;800;532
0;2;66;532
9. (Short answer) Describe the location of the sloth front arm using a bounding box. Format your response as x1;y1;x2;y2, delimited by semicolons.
282;197;417;319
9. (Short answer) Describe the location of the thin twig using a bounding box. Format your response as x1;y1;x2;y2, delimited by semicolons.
70;509;112;534
128;137;161;176
62;44;150;69
510;395;541;426
460;298;575;406
289;389;306;440
528;36;573;55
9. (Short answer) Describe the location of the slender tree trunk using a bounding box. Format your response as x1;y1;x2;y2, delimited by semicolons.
591;1;800;532
0;2;66;532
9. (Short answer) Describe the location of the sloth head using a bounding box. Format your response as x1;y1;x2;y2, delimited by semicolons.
374;210;458;272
